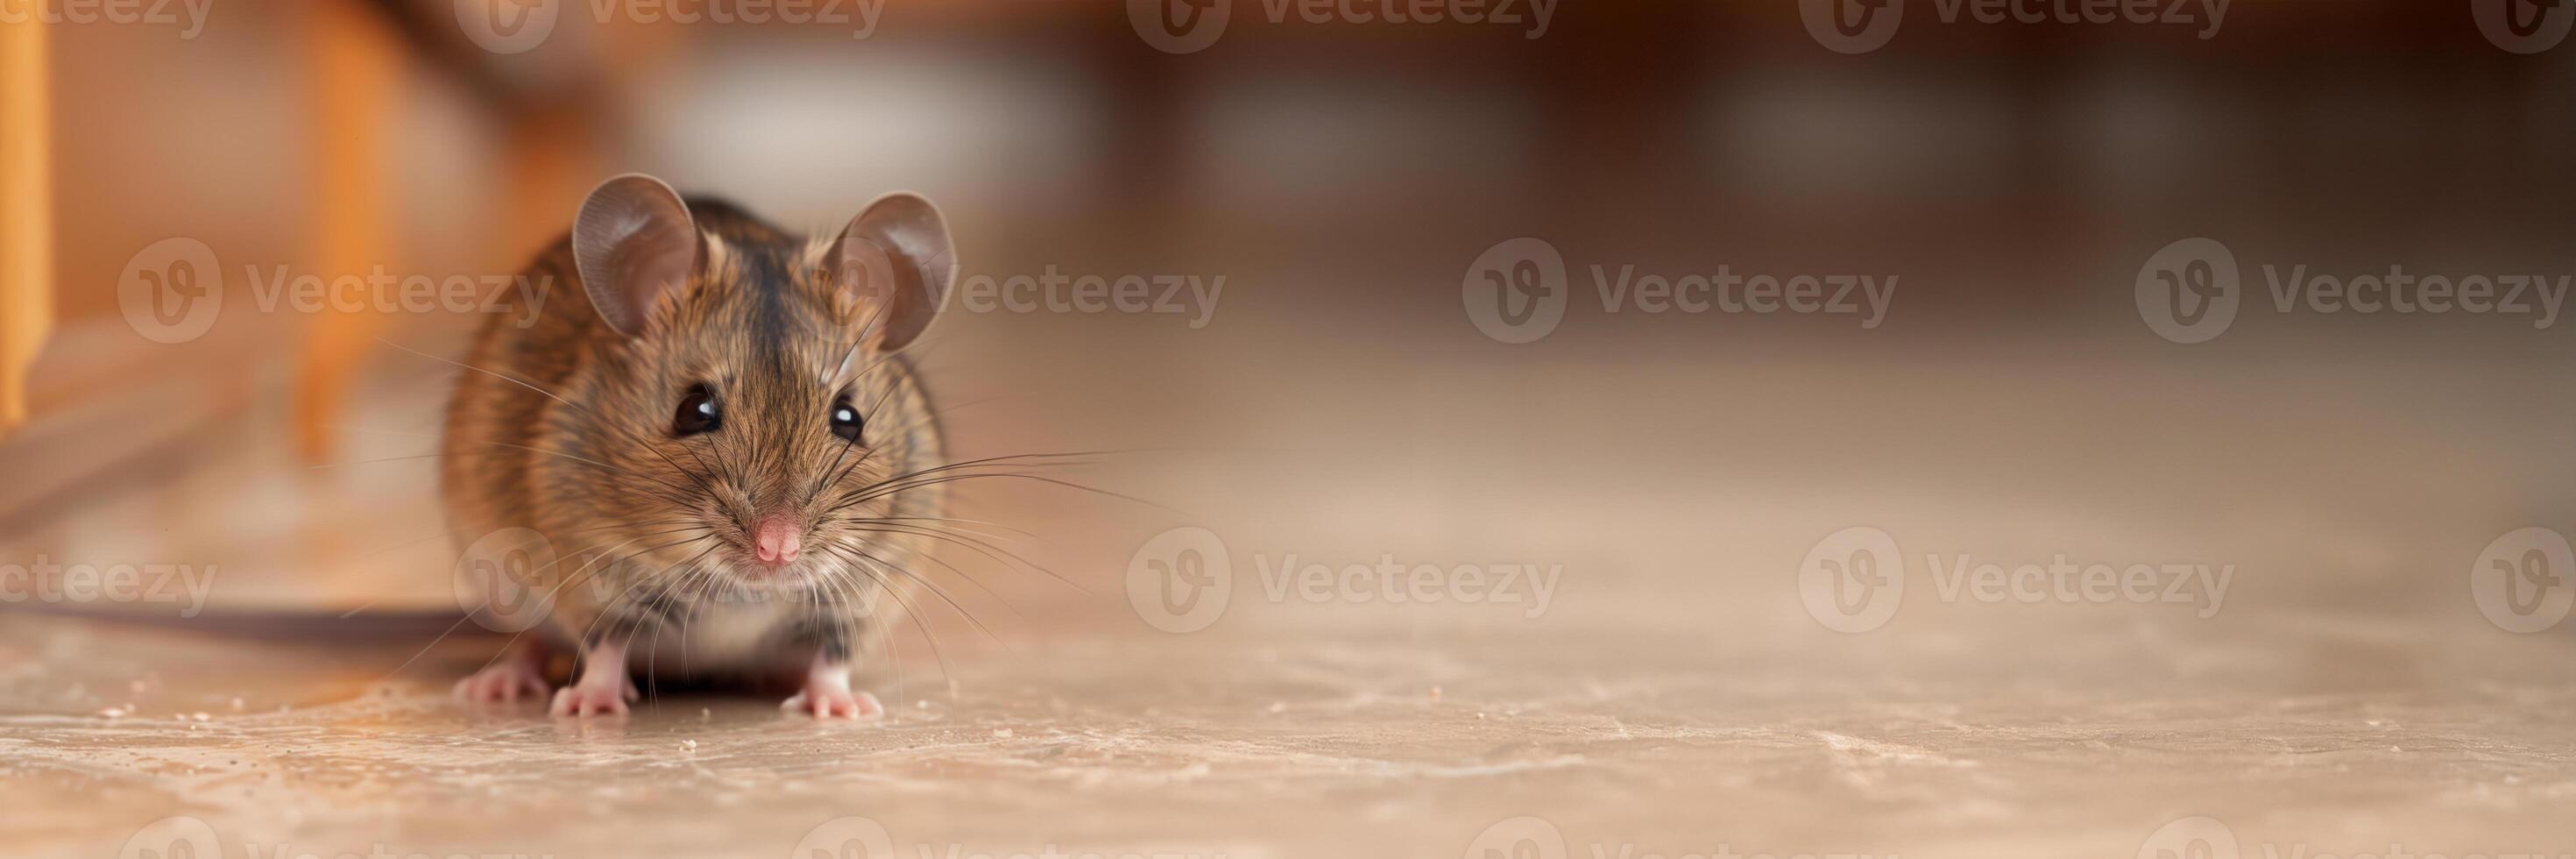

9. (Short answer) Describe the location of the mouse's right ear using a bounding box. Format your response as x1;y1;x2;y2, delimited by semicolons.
829;192;957;353
572;174;699;338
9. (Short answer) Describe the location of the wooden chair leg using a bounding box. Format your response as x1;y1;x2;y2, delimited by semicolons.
499;103;598;266
294;0;402;463
0;15;53;438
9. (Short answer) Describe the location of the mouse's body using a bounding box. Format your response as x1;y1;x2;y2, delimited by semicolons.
441;176;957;718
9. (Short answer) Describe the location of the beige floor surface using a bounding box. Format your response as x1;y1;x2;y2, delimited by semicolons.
5;313;2576;859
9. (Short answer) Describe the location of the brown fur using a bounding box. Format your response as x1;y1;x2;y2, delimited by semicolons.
440;198;942;675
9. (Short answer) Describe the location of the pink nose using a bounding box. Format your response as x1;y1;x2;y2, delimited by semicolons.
754;515;802;566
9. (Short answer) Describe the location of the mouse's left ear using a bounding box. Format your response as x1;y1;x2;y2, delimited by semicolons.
572;174;700;338
829;192;956;352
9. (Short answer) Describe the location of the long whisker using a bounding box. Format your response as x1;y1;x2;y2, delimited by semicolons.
376;336;727;502
832;528;1035;628
822;546;956;692
508;532;718;671
635;537;725;699
820;543;1008;650
808;351;923;504
831;469;1171;517
819;450;1153;509
806;302;898;503
330;424;705;498
836;521;1088;597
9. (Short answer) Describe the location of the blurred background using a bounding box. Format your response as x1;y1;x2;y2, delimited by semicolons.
5;2;2576;858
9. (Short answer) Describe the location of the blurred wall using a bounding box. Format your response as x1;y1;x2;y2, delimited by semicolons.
33;1;2575;343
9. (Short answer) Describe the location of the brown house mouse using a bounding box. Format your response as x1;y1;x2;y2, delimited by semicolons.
441;174;956;719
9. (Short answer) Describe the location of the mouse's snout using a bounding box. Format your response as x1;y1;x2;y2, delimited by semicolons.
753;514;803;568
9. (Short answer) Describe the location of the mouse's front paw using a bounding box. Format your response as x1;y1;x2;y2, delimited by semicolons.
454;662;550;705
782;686;883;721
549;679;637;718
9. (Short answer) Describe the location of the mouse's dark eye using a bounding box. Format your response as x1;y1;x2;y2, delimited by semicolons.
673;385;721;436
830;397;864;444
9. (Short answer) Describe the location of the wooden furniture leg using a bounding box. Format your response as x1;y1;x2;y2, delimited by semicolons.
1;14;53;439
295;0;401;463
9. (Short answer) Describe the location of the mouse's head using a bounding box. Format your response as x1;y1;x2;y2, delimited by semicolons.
547;174;954;596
